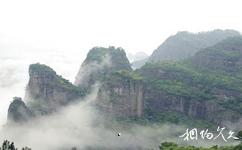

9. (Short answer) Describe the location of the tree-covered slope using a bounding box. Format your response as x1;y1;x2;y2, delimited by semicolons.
157;142;242;150
149;29;241;62
138;36;242;127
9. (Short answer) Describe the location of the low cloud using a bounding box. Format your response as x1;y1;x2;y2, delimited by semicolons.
0;89;182;150
0;88;239;150
74;53;111;86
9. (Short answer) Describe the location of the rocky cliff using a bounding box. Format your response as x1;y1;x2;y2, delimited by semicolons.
24;63;85;115
75;46;144;117
97;70;144;117
8;47;144;123
143;87;240;125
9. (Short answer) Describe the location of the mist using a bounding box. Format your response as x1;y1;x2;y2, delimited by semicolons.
75;53;111;86
0;89;179;150
1;0;242;149
0;86;239;150
0;87;178;150
0;33;90;127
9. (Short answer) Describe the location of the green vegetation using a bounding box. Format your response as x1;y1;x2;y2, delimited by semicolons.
136;37;242;125
84;46;113;63
29;63;56;75
237;131;242;140
1;140;242;150
56;75;87;95
139;59;242;113
24;37;242;132
192;36;242;72
143;110;215;129
29;63;87;96
149;29;241;62
101;70;143;90
83;46;131;71
156;142;242;150
115;70;143;81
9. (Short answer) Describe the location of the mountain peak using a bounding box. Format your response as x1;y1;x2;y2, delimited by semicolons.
7;97;32;123
83;46;131;70
75;46;131;87
25;63;85;115
29;63;56;76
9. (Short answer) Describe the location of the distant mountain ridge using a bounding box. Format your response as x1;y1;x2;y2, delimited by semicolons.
149;29;241;62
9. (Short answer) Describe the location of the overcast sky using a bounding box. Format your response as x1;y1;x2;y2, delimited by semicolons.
1;0;242;126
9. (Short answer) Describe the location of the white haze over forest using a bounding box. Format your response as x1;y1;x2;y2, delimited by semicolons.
0;88;185;150
0;0;242;148
1;87;238;150
1;0;242;126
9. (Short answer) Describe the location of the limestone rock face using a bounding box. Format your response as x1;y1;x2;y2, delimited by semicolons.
25;63;85;115
144;89;240;125
97;71;144;117
75;47;144;117
7;97;32;123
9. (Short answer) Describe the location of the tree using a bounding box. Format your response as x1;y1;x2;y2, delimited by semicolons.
237;130;242;140
22;147;31;150
1;140;31;150
1;140;17;150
